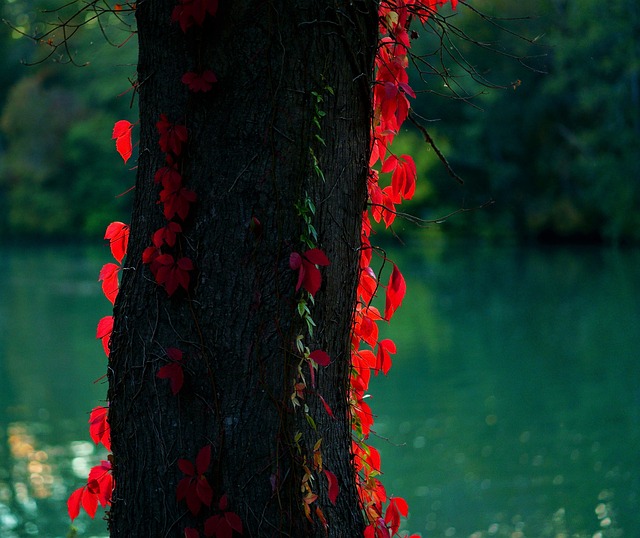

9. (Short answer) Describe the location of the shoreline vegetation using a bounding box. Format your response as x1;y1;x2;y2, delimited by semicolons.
1;0;638;244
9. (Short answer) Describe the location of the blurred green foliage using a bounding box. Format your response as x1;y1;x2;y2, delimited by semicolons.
0;0;136;238
402;0;640;244
0;0;638;243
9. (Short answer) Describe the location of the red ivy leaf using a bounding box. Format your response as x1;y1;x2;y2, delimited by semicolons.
157;362;184;394
88;406;111;451
384;496;409;536
156;114;188;156
376;339;397;376
323;469;339;504
112;120;133;163
67;487;84;521
390;154;417;202
154;165;182;186
178;459;195;477
196;445;212;475
182;70;218;92
81;485;98;518
104;221;129;263
98;263;120;305
153;221;183;248
384;264;406;320
309;349;331;366
225;511;243;534
289;249;330;297
159;184;197;221
185;528;200;538
88;460;113;508
155;254;194;296
196;475;213;508
304;248;330;266
96;316;114;357
318;393;335;418
171;0;219;32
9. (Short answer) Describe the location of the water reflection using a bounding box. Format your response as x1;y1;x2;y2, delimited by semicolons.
1;242;639;537
0;420;107;537
1;244;110;537
371;241;640;538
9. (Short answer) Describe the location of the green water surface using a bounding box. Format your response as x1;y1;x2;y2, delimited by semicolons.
0;242;638;537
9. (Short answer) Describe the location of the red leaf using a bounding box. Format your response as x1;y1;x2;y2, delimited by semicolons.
182;70;218;92
99;263;120;305
391;155;416;202
160;184;197;221
156;114;188;156
196;475;213;508
167;347;184;362
67;487;84;521
288;251;302;270
153;221;182;248
225;511;243;534
384;264;406;320
81;486;98;518
178;459;195;477
196;445;212;475
112;120;133;163
88;406;111;451
385;496;409;536
304;248;330;266
88;460;114;508
171;0;219;31
376;339;397;375
96;316;114;357
104;221;129;263
185;528;200;538
157;362;184;395
154;254;194;296
186;485;203;516
302;263;322;296
177;476;192;501
318;393;335;418
204;515;223;537
323;469;339;504
154;165;182;187
380;154;398;173
309;349;330;366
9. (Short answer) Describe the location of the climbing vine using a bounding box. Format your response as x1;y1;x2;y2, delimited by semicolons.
67;0;459;536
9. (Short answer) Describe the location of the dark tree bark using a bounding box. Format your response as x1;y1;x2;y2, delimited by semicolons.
108;1;378;536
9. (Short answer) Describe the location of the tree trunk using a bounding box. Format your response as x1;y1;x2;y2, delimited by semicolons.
107;1;377;536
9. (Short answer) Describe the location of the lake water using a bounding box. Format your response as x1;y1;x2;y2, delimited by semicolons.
0;242;639;537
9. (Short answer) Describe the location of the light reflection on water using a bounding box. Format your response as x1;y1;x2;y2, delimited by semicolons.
370;241;640;538
1;242;639;537
1;244;110;537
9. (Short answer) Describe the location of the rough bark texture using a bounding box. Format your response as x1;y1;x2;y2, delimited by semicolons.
108;1;377;536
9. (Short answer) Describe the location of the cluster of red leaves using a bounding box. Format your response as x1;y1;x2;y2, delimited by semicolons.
185;495;243;538
142;115;196;296
352;1;457;537
172;0;219;92
67;210;131;522
67;460;114;521
182;70;218;92
180;447;243;538
172;0;218;32
157;347;187;394
96;221;129;358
